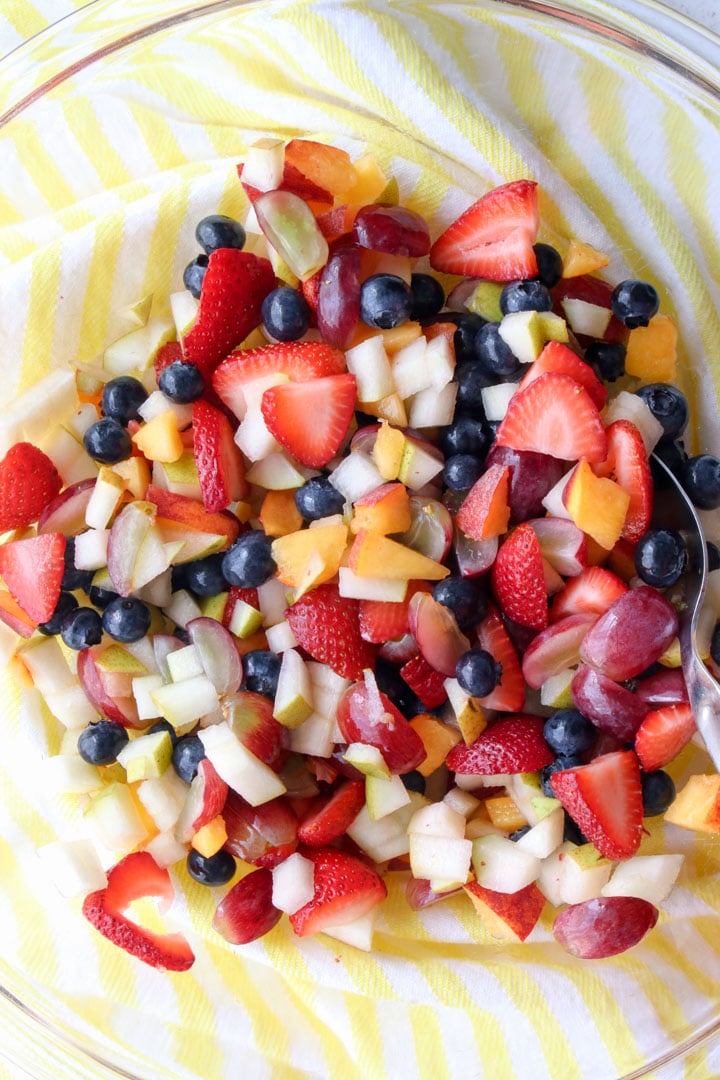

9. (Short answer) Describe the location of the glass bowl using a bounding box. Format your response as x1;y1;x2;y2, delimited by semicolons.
1;1;719;1077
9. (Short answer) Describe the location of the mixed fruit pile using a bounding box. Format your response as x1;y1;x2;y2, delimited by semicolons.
3;137;720;972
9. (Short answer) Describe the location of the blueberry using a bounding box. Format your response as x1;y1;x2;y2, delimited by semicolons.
653;438;688;478
711;621;720;666
509;825;532;842
147;719;179;747
455;648;502;697
294;476;345;521
373;658;426;719
83;417;132;465
681;454;720;510
455;362;495;412
360;274;412;329
443;453;483;492
707;541;720;572
541;755;583;797
453;313;487;365
88;584;118;610
635;383;689;440
60;607;103;650
532;243;563;289
183;254;209;298
186;847;236;886
634;528;688;588
409;273;445;320
261;286;311;342
101;596;152;643
543;709;596;756
61;539;95;592
172;626;191;645
222;531;276;587
195;214;246;254
563;813;589;845
101;376;148;425
38;592;79;636
499;280;552;315
484;419;501;445
77;720;129;765
401;770;426;794
183;553;227;596
611;279;660;329
242;649;281;698
172;734;206;782
641;769;676;816
432;575;487;631
439;415;488;458
474;322;522;377
585;340;626;382
158;361;205;404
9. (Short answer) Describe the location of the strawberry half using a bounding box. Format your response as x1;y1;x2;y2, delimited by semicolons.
289;846;387;937
446;714;553;775
474;605;526;711
517;341;607;410
549;566;629;623
182;249;275;377
635;702;697;772
0;442;63;532
429;180;539;280
192;398;248;512
550;750;644;860
297;779;366;846
153;339;183;379
285;584;376;681
0;532;66;624
82;852;195;971
491;523;549;631
261;372;357;468
496;372;608;463
400;654;448;709
358;582;429;644
592;419;653;543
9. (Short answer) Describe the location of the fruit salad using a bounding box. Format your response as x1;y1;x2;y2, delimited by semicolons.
2;136;719;971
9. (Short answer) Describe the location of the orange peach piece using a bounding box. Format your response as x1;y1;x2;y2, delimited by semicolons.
350;482;412;535
259;489;304;537
132;410;184;463
564;459;630;551
463;880;546;942
348;320;422;354
348;530;450;581
192;815;228;858
456;464;511;541
0;590;36;637
664;774;720;834
584;535;612;567
285;137;357;195
624;313;678;382
409;713;462;777
373;421;406;481
359;392;408;428
338;151;386;203
148;484;241;543
271;523;349;589
608;538;638;581
484;795;528;833
423;322;457;350
562;239;610;278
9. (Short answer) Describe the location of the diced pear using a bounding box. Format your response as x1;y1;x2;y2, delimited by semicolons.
272;649;314;729
466;281;503;322
409;832;472;884
365;772;410;820
117;730;173;782
601;853;684;904
166;644;205;683
42;755;103;795
408;800;466;839
346;336;394;403
169;290;198;338
150;675;219;728
560;298;611;338
515;805;565;859
137;768;189;832
498;310;544;364
559;843;613;905
103;315;174;376
346;792;426;862
84;782;150;853
471;834;541;893
229;599;265;639
322;909;377;952
272;852;315;915
343;743;391;778
85;467;126;530
199;722;286;806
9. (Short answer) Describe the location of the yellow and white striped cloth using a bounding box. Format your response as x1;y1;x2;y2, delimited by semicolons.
1;1;720;1078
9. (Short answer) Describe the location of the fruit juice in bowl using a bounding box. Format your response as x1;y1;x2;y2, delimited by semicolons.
1;1;720;1078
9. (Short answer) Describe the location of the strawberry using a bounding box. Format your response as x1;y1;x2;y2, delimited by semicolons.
237;160;333;209
192;398;248;512
495;372;608;463
261;373;357;468
474;605;526;711
429;180;539;280
491;523;549;631
549;566;629;623
153;339;183;379
0;532;66;624
592;420;653;543
550;750;644;860
0;442;63;532
300;268;322;321
455;463;511;541
297;779;366;846
446;714;554;775
182;249;275;377
358;581;429;644
634;702;697;772
221;585;260;628
517;341;607;410
289;846;387;937
82;852;195;971
400;654;448;709
285;584;376;681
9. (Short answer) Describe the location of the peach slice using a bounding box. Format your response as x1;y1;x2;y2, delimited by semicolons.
271;524;348;589
564;459;630;550
348;530;449;581
350;482;411;535
463;880;546;942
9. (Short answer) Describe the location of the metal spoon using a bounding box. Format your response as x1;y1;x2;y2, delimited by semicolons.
650;455;720;770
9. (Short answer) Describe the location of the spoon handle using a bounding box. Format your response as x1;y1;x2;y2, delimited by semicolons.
680;633;720;771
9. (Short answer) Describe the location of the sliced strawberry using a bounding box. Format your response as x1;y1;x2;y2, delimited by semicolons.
297;779;366;846
153;339;183;379
261;373;357;468
429;180;539;280
446;714;553;775
474;605;526;711
495;372;607;463
0;442;63;532
358;581;430;644
592;420;653;543
192;398;248;512
552;274;627;344
491;523;548;631
286;584;376;681
550;750;644;860
82;852;195;971
182;249;275;377
517;341;607;410
237;160;334;209
0;532;65;624
0;590;37;637
300;268;322;320
289;847;387;937
549;566;629;623
635;703;697;772
400;654;448;709
455;463;511;541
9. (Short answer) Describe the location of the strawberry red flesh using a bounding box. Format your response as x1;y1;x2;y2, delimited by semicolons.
285;584;376;681
491;523;548;631
549;565;628;623
634;702;697;772
261;372;357;467
399;654;448;709
495;372;608;463
474;605;526;712
446;714;553;775
518;341;608;410
192;398;248;511
0;442;63;532
289;847;387;937
550;749;644;860
0;531;66;624
592;419;653;543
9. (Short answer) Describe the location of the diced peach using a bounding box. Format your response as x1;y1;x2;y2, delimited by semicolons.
373;421;406;481
564;459;630;551
584;535;612;566
664;774;720;834
463;880;546;942
361;249;412;284
423;322;457;351
350;482;411;535
316;204;358;242
348;530;449;581
192;815;228;858
259;489;304;537
409;713;462;777
484;796;527;833
0;590;36;637
6;653;33;688
360;392;408;427
284;138;357;196
624;313;678;382
234;629;269;657
132;410;184;463
339;152;387;203
349;320;423;354
112;455;151;499
608;538;638;582
456;464;511;541
562;239;610;278
271;523;349;588
148;485;241;543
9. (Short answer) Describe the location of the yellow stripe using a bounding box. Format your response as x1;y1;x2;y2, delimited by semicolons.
18;238;61;391
7;120;77;212
62;97;134;192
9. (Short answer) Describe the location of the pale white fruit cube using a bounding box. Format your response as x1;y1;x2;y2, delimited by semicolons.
346;794;426;863
243;137;285;192
163;589;203;629
481;382;517;422
264;620;297;653
48;683;100;730
151;675;219;728
407;381;458;429
442;787;481;818
601;853;684;904
73;528;110;570
408;801;466;839
338;567;407;602
345;336;394;403
409;833;472;884
272;852;315;914
471;834;541;893
166;644;205;683
561;298;611;338
559;847;613;905
137;769;189;832
257;577;289;626
144;831;189;869
199;722;286;806
289;712;336;758
425;333;456;390
515;806;565;859
84;783;150;854
391;337;432;399
323;908;377;952
246;453;306;490
537;841;576;907
366;773;411;820
20;637;75;695
329;451;384;503
137;389;193;428
603;391;664;453
42;755;103;795
37;839;107;898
